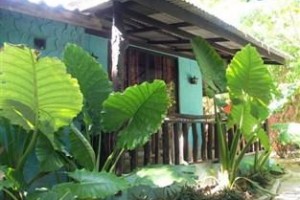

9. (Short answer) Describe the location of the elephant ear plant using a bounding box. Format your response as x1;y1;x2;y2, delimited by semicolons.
226;44;274;185
64;44;113;171
100;79;170;172
0;43;192;200
192;37;276;189
0;43;83;199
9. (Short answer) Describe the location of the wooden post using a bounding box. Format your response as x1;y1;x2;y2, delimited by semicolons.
214;123;219;160
111;1;127;90
173;122;180;165
182;123;189;162
207;123;214;160
129;150;137;171
162;122;170;164
144;142;151;165
154;130;160;164
192;123;199;162
201;122;207;161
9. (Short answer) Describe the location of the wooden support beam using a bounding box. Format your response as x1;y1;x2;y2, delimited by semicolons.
127;27;158;34
0;0;102;31
131;0;286;64
148;37;227;45
171;22;191;28
111;1;128;90
148;39;190;45
129;40;194;59
207;38;229;43
127;22;192;34
174;48;192;52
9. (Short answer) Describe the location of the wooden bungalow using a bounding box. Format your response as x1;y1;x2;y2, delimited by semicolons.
0;0;288;172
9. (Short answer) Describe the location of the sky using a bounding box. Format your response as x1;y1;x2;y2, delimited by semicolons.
28;0;110;11
187;0;276;27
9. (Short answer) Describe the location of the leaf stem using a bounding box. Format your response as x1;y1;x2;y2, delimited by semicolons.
3;188;18;200
102;148;118;172
230;135;256;184
96;134;102;170
16;129;38;171
109;148;125;173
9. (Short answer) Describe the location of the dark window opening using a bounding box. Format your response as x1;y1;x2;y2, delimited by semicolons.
125;47;179;114
33;38;46;50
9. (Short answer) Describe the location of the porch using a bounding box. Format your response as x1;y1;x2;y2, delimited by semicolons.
100;114;265;173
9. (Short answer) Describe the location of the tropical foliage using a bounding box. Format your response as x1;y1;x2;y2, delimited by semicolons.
272;123;300;148
191;37;226;97
192;36;276;187
0;43;182;200
225;44;274;182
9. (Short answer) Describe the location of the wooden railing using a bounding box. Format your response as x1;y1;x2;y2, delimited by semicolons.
100;114;265;173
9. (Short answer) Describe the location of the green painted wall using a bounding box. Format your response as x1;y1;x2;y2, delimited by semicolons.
178;57;203;115
84;34;109;71
0;9;108;69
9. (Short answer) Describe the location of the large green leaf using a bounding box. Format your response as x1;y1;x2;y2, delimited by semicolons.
35;133;64;172
102;80;169;149
101;80;169;150
53;169;129;199
64;44;112;131
0;44;83;133
256;128;270;150
27;188;74;200
226;44;274;105
229;103;258;138
191;36;226;97
126;165;196;188
69;123;95;171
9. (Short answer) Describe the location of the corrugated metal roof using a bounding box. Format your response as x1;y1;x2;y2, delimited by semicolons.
165;0;290;60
